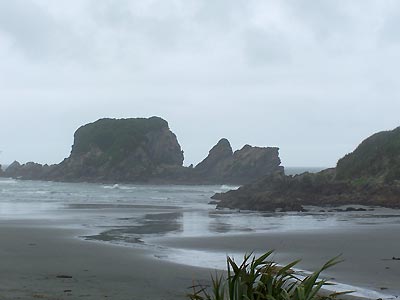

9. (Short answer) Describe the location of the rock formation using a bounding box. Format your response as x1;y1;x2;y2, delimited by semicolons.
214;126;400;211
45;117;184;182
193;139;282;184
1;117;283;185
336;126;400;183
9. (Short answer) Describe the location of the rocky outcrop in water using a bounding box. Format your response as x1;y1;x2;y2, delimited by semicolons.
3;161;54;180
1;117;283;184
45;117;185;182
193;139;282;184
214;126;400;211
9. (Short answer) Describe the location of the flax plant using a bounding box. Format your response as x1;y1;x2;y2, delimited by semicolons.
188;251;350;300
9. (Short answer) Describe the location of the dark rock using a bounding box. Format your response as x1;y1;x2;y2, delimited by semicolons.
214;126;400;212
3;117;283;185
4;161;55;180
195;138;233;175
4;161;22;177
336;126;400;183
43;117;185;183
194;139;282;184
208;200;220;205
56;275;73;279
345;207;367;212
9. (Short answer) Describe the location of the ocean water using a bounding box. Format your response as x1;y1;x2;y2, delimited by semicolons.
0;177;399;298
284;167;326;175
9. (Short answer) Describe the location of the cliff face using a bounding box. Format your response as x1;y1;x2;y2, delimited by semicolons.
195;138;233;176
2;117;283;185
49;117;184;182
215;127;400;211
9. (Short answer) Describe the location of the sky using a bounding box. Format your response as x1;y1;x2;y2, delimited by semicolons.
1;0;400;168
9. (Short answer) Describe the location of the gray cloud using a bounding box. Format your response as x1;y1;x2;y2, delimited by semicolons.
1;0;400;168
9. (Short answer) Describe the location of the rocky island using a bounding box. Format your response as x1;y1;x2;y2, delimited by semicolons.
213;126;400;211
1;117;282;184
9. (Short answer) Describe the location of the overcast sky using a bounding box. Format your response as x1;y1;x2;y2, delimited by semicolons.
1;0;400;168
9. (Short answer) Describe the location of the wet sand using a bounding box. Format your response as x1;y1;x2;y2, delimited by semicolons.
0;221;399;300
0;223;211;300
154;225;400;298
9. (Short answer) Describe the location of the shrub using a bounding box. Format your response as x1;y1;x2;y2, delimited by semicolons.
188;251;350;300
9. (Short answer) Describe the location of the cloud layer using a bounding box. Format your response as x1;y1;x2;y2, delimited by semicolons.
1;0;400;167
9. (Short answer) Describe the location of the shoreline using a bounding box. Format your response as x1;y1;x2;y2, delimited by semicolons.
150;225;400;298
0;223;212;300
0;220;399;300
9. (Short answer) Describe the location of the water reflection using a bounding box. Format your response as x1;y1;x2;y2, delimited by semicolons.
86;211;183;243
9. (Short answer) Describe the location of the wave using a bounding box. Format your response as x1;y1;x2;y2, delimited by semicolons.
150;197;170;201
213;185;240;193
220;185;240;190
103;184;137;191
0;178;18;185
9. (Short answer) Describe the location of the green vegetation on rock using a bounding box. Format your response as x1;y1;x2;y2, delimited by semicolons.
72;117;177;164
215;126;400;211
1;116;282;184
336;127;400;183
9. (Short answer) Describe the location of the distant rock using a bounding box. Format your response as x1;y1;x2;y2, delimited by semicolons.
0;164;3;176
225;145;283;184
214;126;400;211
3;161;54;180
48;117;185;182
195;138;233;177
4;117;283;185
194;139;282;184
4;161;22;178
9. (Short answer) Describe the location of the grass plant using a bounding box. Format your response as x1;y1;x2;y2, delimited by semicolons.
188;251;350;300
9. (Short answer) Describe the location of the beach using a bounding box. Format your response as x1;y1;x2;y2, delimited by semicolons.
0;221;211;300
0;179;399;299
0;221;399;300
154;226;400;297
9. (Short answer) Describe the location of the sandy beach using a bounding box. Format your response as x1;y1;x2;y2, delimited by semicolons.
0;180;399;300
154;225;400;298
0;222;211;300
0;221;399;300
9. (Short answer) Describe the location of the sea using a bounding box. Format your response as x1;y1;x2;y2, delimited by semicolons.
0;171;399;299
